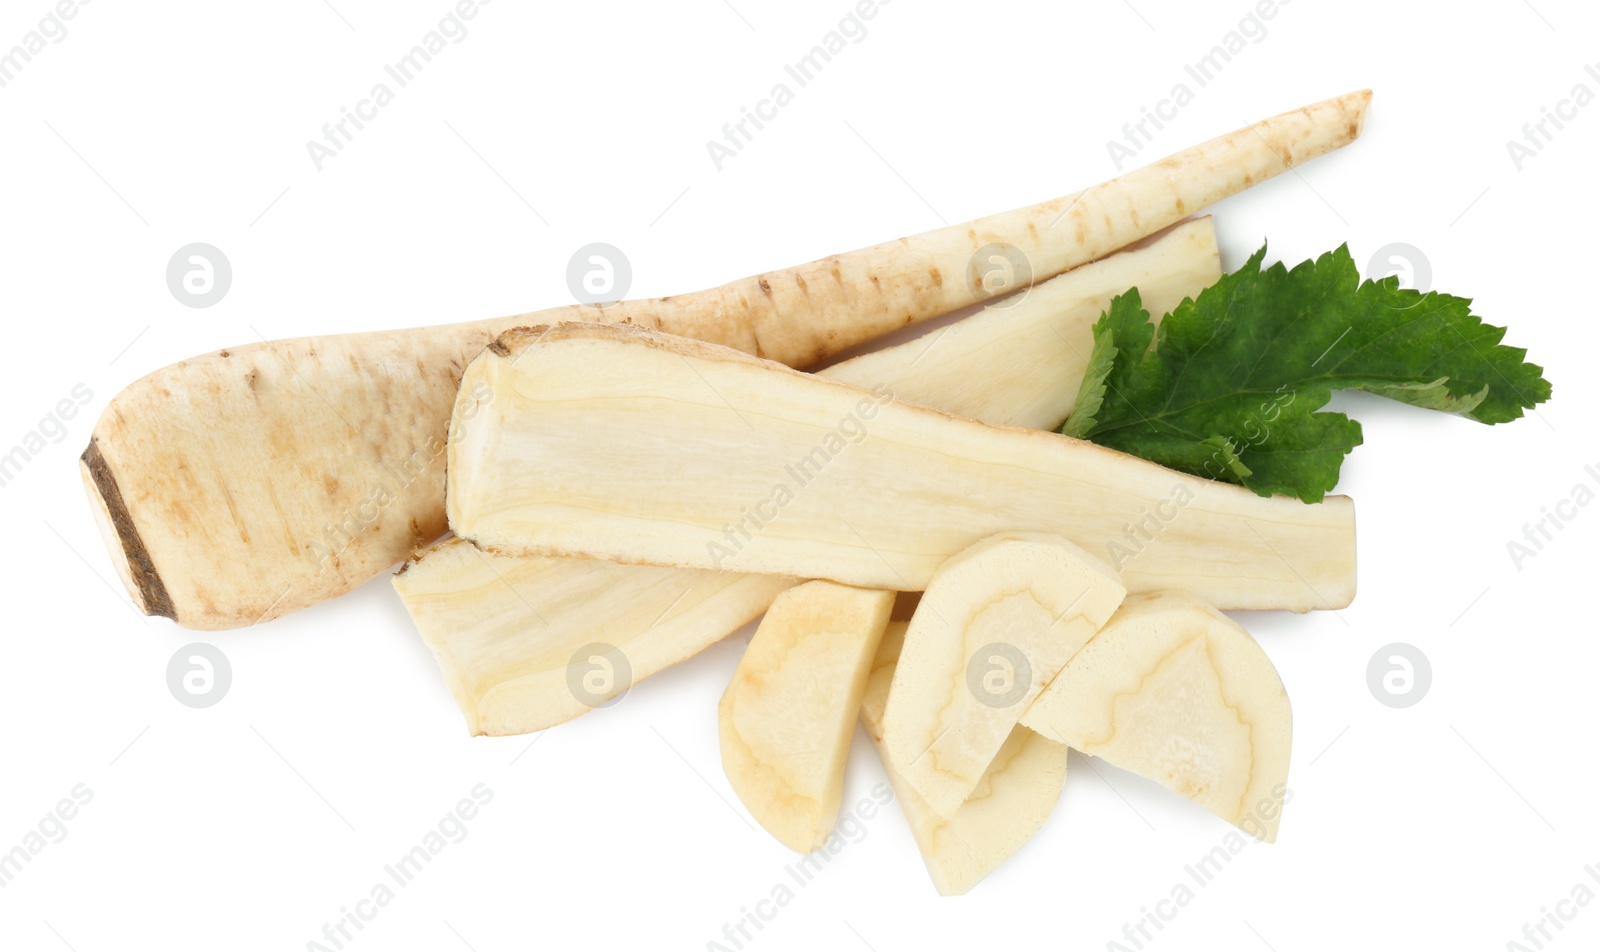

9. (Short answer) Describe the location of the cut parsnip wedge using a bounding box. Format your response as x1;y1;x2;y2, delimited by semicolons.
393;538;794;735
1020;592;1292;841
825;218;1221;431
448;323;1356;612
719;582;895;852
401;223;1224;735
883;533;1124;817
863;623;1067;896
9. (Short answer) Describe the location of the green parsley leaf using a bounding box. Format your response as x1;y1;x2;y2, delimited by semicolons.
1061;244;1552;502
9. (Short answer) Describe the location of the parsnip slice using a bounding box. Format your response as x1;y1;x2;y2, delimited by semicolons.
719;582;895;852
401;222;1223;734
883;533;1124;816
1020;592;1292;842
393;538;793;734
862;623;1067;896
447;323;1355;612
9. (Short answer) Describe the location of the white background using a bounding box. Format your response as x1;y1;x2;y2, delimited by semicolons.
1;0;1596;949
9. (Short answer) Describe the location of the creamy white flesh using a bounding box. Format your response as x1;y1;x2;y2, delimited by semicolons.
399;222;1224;734
882;533;1124;817
446;323;1356;612
1021;591;1293;841
719;582;894;852
862;622;1068;895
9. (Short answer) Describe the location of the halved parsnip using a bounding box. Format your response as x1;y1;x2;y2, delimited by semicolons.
1020;592;1292;841
447;323;1356;612
883;533;1124;817
825;220;1221;431
400;222;1223;735
394;538;794;735
719;582;895;852
862;623;1068;896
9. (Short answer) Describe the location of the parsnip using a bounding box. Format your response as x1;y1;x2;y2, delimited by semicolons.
883;533;1124;817
393;538;793;735
862;622;1067;896
824;224;1221;431
85;91;1370;629
398;221;1222;735
718;582;895;853
1020;592;1292;842
447;323;1357;612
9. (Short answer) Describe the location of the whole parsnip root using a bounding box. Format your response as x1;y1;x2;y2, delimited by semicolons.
447;322;1357;612
862;623;1069;896
85;91;1370;629
719;581;895;853
397;221;1222;735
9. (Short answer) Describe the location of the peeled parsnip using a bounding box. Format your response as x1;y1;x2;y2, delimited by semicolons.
861;622;1068;896
1020;592;1293;842
396;221;1222;735
447;322;1357;611
882;533;1124;817
718;582;895;853
86;91;1370;629
395;539;794;735
823;221;1222;431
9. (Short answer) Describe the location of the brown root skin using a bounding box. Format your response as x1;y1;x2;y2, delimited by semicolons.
81;439;172;620
82;320;487;630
